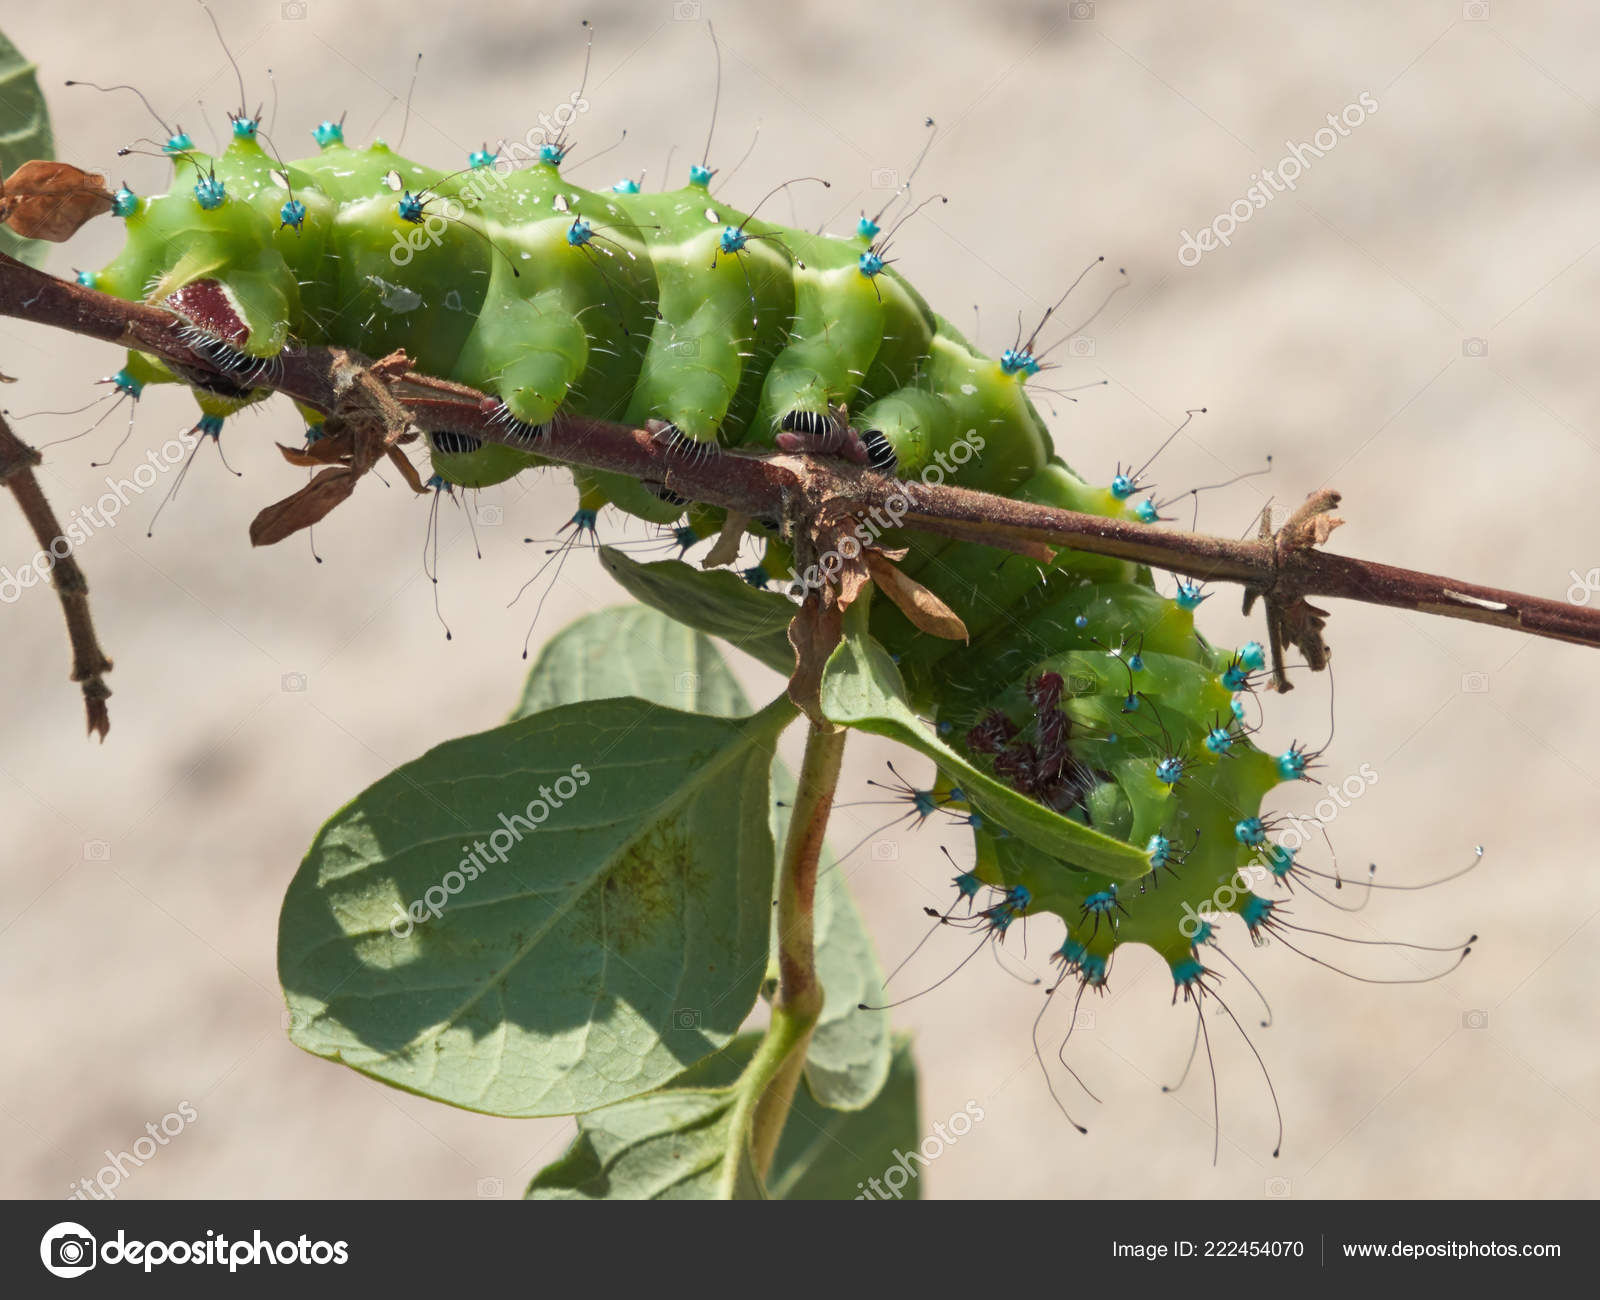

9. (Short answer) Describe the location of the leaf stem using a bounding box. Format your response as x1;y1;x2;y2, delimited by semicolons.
745;717;846;1180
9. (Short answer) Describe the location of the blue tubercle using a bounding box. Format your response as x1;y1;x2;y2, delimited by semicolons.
1204;726;1234;755
856;216;880;240
313;120;345;148
163;131;194;154
1191;918;1215;948
1083;887;1118;915
1277;747;1308;780
571;508;599;532
567;218;594;247
1073;613;1089;628
469;148;496;170
1239;640;1266;671
1175;579;1207;611
1156;756;1185;785
953;871;982;900
1079;954;1110;986
1135;498;1161;524
112;186;139;218
1000;348;1040;377
1222;662;1250;692
741;565;769;589
1110;473;1135;500
231;116;258;140
305;423;326;444
109;369;143;399
719;225;749;254
1264;844;1296;879
539;143;568;166
858;249;885;278
612;178;641;194
1147;833;1172;868
1230;694;1247;722
279;199;307;230
1241;895;1275;933
1234;816;1267;847
688;163;713;187
984;885;1031;933
194;173;226;210
1172;957;1207;989
75;269;96;288
195;414;224;440
1128;653;1144;672
396;191;426;223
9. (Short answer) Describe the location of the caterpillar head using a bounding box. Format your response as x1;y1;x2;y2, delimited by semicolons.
95;153;299;383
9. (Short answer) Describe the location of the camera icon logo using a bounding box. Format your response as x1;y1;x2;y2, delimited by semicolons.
672;1;702;20
1070;1;1096;18
1567;567;1600;606
870;840;900;862
672;1007;702;1030
667;338;700;358
476;1176;504;1197
1463;2;1489;19
1460;671;1490;694
870;167;899;190
1264;1177;1292;1198
82;840;111;861
281;0;309;18
281;672;308;693
476;504;504;527
1067;335;1096;358
40;1222;97;1278
1462;1009;1490;1030
673;671;701;694
1462;336;1489;357
1073;1008;1096;1031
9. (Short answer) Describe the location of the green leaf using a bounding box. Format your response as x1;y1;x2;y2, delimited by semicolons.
599;546;796;676
768;1033;920;1200
770;763;890;1112
0;31;55;269
520;604;892;1111
524;1079;765;1200
512;602;753;720
528;1032;920;1200
819;625;1152;881
803;867;892;1110
278;693;795;1116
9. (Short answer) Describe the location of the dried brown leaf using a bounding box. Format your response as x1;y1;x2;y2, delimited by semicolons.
0;161;114;241
865;550;969;641
249;467;358;546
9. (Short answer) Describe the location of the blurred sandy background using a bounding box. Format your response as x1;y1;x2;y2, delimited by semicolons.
2;0;1597;1200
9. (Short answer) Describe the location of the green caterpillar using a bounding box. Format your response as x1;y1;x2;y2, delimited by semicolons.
80;90;1460;1137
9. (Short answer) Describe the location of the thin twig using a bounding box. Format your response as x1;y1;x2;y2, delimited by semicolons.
749;717;844;1178
3;250;1598;677
0;406;112;738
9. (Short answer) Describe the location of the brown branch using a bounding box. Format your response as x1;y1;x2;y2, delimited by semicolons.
3;249;1599;710
0;407;112;738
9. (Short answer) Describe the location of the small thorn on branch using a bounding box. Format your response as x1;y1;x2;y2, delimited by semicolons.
1246;490;1344;692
